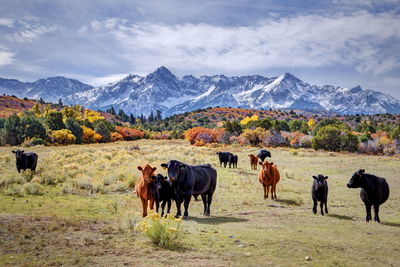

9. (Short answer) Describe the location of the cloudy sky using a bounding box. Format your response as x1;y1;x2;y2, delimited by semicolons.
0;0;399;97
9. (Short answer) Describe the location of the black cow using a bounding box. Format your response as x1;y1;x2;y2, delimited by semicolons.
216;152;232;168
152;174;174;217
311;174;329;215
347;169;390;223
161;160;217;219
12;149;38;173
228;154;238;168
258;149;271;162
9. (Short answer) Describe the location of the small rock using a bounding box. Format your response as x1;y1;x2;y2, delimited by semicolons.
237;244;244;247
228;235;234;238
214;231;218;233
24;200;29;203
305;256;312;261
367;232;372;235
244;252;252;257
248;243;256;246
234;240;241;243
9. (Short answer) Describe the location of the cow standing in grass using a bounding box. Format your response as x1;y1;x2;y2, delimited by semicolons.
152;174;174;217
257;149;271;163
248;154;258;170
311;174;329;215
216;152;232;168
228;154;238;169
258;160;280;199
12;149;38;173
347;169;390;223
161;160;217;219
135;164;157;217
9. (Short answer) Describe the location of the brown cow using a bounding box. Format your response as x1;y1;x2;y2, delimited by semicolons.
135;164;157;217
258;160;280;199
248;154;258;170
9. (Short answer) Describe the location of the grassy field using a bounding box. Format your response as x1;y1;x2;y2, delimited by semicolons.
0;140;399;266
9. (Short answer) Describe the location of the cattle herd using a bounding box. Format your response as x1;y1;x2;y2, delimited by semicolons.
11;148;390;223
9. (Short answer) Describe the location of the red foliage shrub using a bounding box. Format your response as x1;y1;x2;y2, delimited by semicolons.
115;126;144;140
184;127;225;145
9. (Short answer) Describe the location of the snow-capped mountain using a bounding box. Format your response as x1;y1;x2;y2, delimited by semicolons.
1;67;400;116
0;76;93;103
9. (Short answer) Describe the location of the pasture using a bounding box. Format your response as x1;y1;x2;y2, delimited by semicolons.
0;140;399;266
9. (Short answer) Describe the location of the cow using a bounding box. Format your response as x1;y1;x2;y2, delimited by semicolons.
347;169;390;223
258;149;271;163
12;149;38;173
311;174;329;215
216;152;232;168
248;154;258;170
228;154;238;169
152;174;174;217
258;160;280;199
135;164;157;217
161;160;217;219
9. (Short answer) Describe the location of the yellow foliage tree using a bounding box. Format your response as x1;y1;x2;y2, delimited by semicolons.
307;118;316;129
81;126;98;143
61;106;82;121
31;104;42;116
84;109;104;123
240;114;259;125
49;129;76;145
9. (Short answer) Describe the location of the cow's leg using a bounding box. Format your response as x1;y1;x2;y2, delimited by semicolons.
175;199;182;218
156;199;160;214
365;203;372;222
272;183;277;199
266;185;270;199
263;184;267;199
183;194;191;219
205;193;213;216
324;198;328;214
201;194;207;215
141;198;148;217
161;201;166;217
149;199;155;210
373;205;380;223
313;199;317;214
166;199;172;215
320;200;324;216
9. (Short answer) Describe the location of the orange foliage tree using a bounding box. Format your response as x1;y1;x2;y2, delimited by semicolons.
110;131;124;142
184;127;225;145
115;126;144;140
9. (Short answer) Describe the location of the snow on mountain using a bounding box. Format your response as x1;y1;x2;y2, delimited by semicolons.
1;67;400;116
0;76;93;103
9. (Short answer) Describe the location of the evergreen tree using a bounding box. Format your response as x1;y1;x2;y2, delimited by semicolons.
58;98;63;106
129;113;135;124
21;116;46;140
94;120;111;142
156;110;162;120
66;118;83;144
46;111;65;130
149;111;154;122
4;114;23;145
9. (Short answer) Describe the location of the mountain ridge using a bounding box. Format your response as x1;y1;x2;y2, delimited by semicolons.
1;67;400;116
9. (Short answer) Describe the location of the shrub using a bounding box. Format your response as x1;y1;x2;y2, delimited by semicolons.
21;116;46;140
25;183;45;195
341;132;359;152
111;132;124;142
115;126;145;141
135;211;181;249
312;125;342;151
3;114;23;145
264;130;288;147
49;129;76;145
240;127;266;146
3;184;25;197
81;126;98;143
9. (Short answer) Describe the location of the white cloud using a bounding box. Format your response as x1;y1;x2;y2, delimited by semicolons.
85;73;129;86
84;12;400;75
0;18;14;27
0;48;15;65
6;17;61;43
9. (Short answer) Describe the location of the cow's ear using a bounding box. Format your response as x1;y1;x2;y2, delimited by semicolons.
152;167;157;172
162;176;167;181
12;150;15;153
269;162;274;165
21;150;24;153
312;175;317;179
361;169;365;173
161;163;168;169
259;162;263;165
324;176;329;179
179;164;186;169
137;166;143;171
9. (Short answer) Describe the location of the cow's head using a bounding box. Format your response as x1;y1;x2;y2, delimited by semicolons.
313;174;328;187
12;149;24;160
137;164;157;183
152;174;170;191
161;160;186;182
259;160;274;172
347;169;365;188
